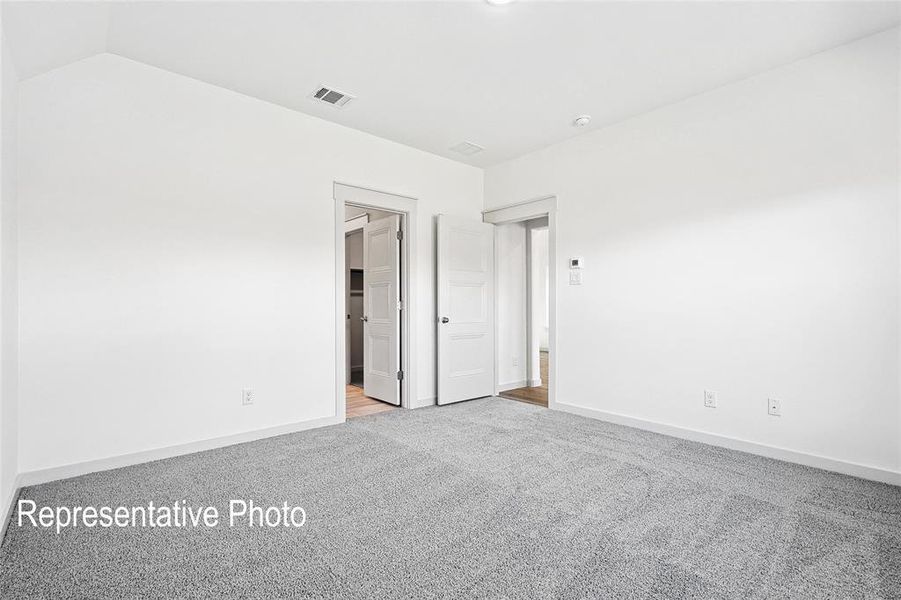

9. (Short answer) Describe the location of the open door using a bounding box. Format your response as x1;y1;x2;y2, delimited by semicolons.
437;214;495;405
363;214;401;406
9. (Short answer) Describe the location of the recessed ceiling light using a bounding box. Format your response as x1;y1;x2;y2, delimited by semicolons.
573;115;592;127
485;0;515;5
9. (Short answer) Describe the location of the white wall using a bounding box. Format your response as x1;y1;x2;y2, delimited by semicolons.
530;225;549;384
17;53;483;473
531;226;549;352
485;29;901;475
495;222;527;389
0;26;20;516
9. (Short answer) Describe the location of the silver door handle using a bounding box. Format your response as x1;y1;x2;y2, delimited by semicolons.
441;317;449;324
361;316;368;322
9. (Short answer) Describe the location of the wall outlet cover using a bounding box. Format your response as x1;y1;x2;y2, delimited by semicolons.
768;397;781;417
242;388;254;406
704;390;717;408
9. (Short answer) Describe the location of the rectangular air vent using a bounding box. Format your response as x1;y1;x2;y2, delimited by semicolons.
450;141;484;156
311;86;354;108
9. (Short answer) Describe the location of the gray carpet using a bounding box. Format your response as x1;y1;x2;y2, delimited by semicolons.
1;398;899;599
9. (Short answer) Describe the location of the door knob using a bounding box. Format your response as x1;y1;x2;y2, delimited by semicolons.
361;316;368;322
441;317;449;324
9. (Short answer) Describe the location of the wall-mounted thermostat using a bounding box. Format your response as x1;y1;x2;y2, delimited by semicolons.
569;257;583;269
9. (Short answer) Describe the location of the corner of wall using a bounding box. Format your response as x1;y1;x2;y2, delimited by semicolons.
0;26;21;529
886;25;901;475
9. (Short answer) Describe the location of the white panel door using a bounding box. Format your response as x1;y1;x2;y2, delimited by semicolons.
437;215;495;405
363;214;401;405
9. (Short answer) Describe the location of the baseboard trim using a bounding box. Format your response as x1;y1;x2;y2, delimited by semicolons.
410;396;436;409
555;402;901;486
498;380;529;392
0;476;23;546
529;378;542;387
17;414;343;489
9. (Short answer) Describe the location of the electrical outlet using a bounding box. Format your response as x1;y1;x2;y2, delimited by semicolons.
569;270;582;285
704;390;717;408
242;388;254;406
768;397;781;417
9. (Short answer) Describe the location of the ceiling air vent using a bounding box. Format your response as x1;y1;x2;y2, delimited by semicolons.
311;86;354;108
450;141;484;156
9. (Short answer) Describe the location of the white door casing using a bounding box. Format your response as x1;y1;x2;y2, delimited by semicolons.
437;214;495;405
363;214;401;405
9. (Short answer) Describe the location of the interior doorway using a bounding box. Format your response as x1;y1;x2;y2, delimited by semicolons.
492;217;549;407
498;218;549;407
334;183;419;420
344;204;403;418
484;196;557;410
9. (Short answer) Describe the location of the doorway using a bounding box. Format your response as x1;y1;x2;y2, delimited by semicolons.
483;196;557;410
344;205;402;418
499;218;549;407
334;183;419;421
344;204;403;418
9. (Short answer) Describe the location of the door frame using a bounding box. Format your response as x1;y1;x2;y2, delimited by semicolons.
334;182;418;420
483;196;558;410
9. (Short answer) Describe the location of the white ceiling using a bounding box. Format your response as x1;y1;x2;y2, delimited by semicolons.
3;1;899;167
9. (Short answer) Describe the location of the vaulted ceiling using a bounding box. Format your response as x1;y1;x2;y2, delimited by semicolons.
3;1;898;167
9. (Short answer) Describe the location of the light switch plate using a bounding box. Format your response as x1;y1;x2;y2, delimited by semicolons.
569;270;582;285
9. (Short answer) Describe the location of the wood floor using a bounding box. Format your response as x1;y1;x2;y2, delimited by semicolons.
499;351;548;407
345;384;398;418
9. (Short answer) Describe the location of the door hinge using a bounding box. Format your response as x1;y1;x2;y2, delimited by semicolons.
397;300;403;311
396;230;403;241
397;370;404;381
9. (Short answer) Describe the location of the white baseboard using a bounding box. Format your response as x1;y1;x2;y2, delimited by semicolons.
410;396;436;409
498;380;528;393
16;414;343;489
555;402;901;486
1;475;22;544
529;378;542;387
